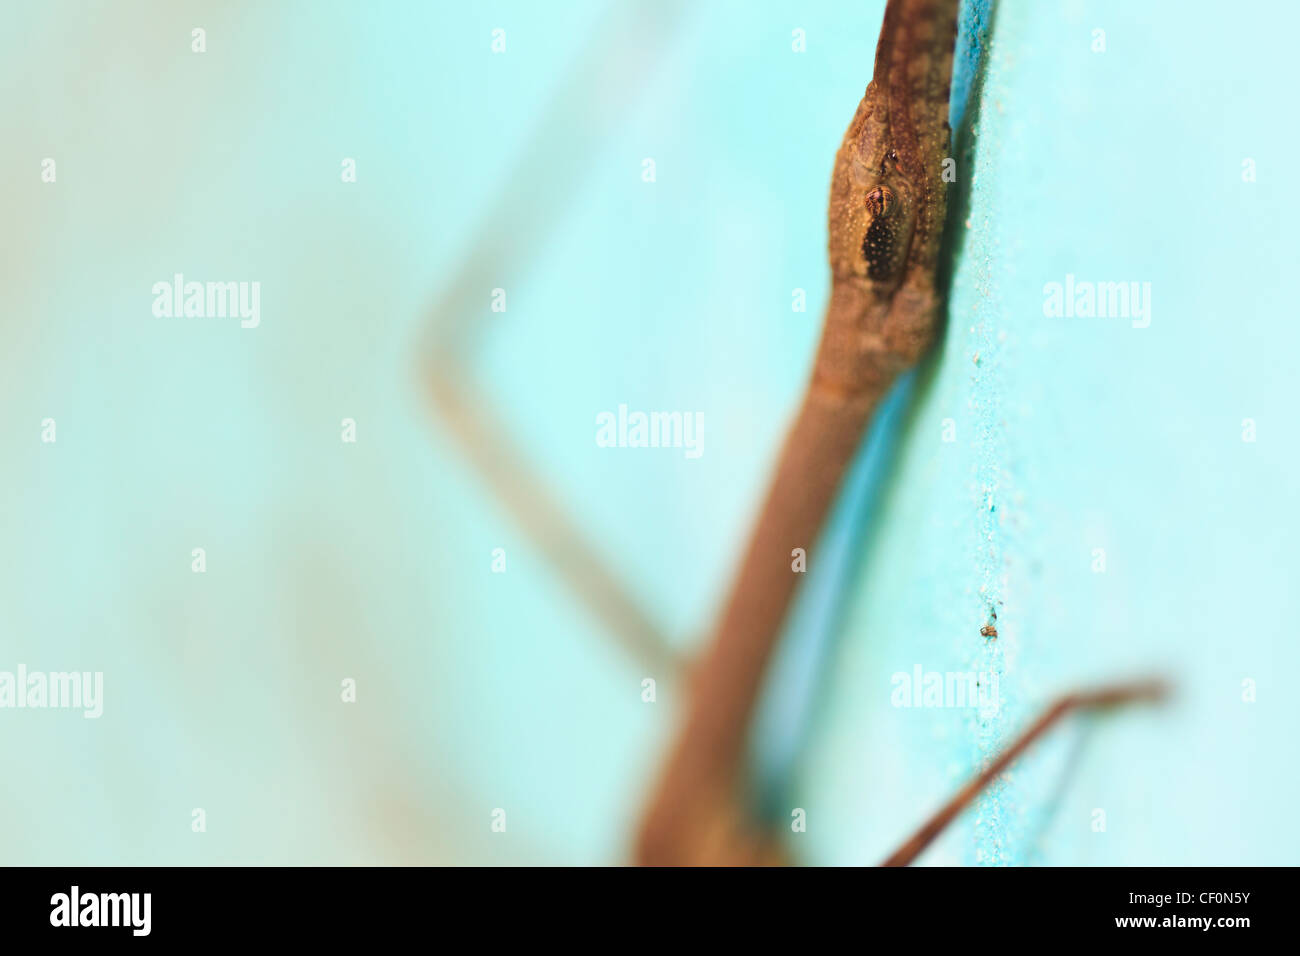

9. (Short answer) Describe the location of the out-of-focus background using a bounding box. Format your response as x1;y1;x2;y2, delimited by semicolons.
2;0;1297;865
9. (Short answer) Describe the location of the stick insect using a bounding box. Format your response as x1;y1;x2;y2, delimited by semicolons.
422;0;1166;866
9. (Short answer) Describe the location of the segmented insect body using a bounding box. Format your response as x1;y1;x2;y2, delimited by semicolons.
636;0;961;866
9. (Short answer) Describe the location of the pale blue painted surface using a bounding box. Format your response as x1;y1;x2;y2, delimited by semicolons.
2;0;1296;865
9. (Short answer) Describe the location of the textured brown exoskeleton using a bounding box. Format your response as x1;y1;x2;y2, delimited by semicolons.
636;0;963;866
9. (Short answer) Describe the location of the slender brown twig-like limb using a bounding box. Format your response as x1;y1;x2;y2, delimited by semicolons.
423;367;679;677
419;2;686;358
880;679;1170;867
636;0;962;866
417;3;686;675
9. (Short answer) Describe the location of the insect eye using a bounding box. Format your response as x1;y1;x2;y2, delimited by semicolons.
865;185;895;218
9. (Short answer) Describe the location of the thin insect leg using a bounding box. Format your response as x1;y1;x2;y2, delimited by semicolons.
880;680;1169;866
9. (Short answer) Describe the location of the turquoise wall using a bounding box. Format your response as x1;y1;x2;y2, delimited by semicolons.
2;0;1295;864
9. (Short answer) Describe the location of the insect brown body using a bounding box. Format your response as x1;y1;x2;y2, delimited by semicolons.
635;0;962;866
